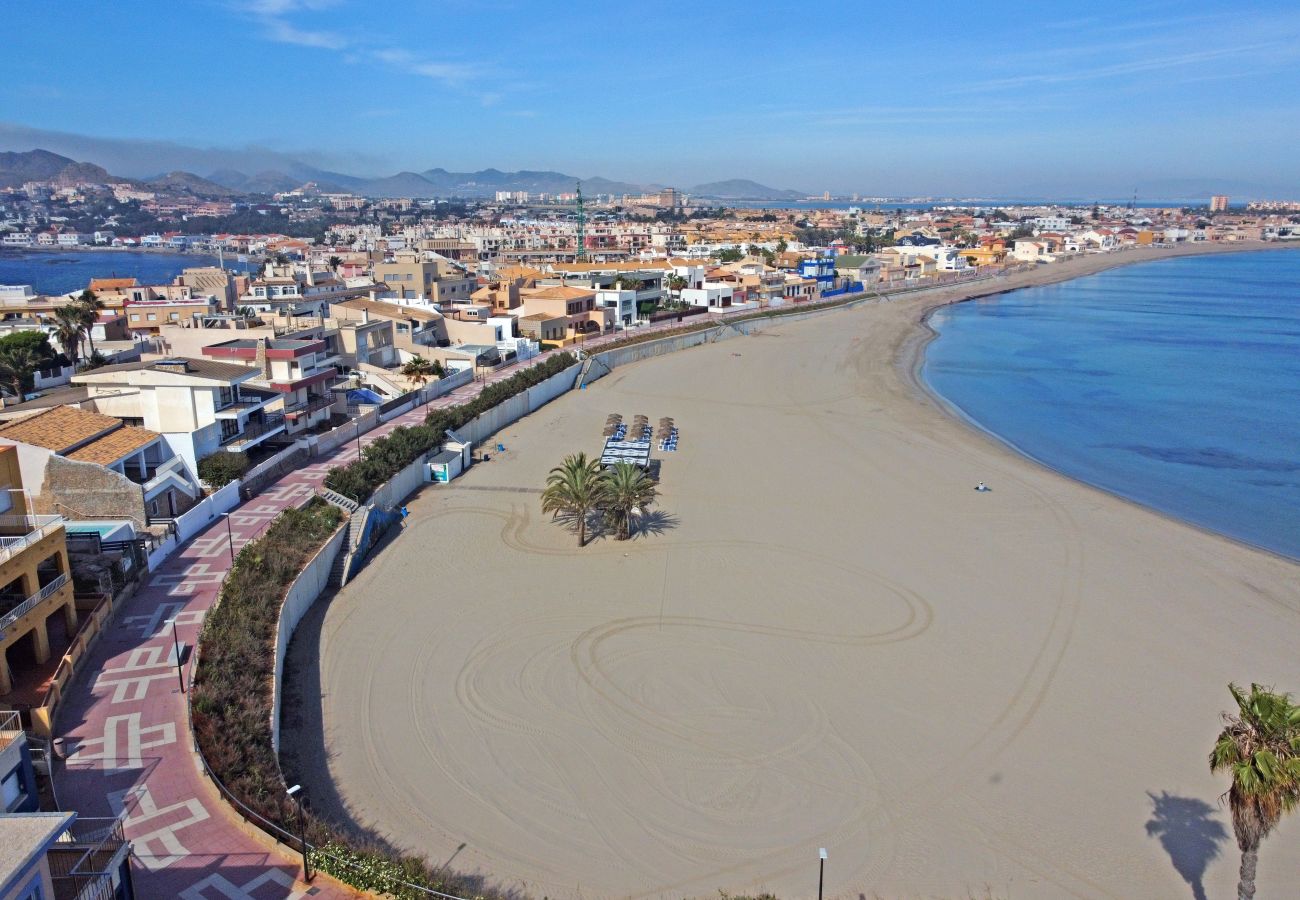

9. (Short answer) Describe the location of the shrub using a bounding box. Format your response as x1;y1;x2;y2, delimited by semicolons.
198;450;251;487
324;351;578;502
190;499;515;899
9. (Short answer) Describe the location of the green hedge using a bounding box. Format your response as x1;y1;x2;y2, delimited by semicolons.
191;501;343;830
325;352;577;502
190;500;512;899
197;450;251;487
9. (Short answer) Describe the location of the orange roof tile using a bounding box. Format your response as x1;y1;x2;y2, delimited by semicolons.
88;278;139;291
0;406;122;454
66;426;159;465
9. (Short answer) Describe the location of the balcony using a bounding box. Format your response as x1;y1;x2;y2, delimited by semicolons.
0;572;70;633
47;813;132;900
222;414;286;451
213;389;276;420
0;514;64;568
0;709;20;754
283;393;335;419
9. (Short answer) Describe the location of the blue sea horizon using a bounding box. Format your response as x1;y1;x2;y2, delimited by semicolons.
0;248;252;295
923;250;1300;561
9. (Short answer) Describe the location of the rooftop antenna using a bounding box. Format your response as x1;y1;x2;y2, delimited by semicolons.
575;181;587;261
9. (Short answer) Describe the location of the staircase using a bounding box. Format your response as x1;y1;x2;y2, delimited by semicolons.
318;489;361;588
326;514;356;588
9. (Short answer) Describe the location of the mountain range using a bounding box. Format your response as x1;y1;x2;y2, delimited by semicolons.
0;148;805;201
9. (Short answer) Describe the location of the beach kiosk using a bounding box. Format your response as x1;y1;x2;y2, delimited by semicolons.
427;437;473;484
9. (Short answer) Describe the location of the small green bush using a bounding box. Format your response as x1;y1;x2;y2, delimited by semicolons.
325;351;578;502
198;450;251;487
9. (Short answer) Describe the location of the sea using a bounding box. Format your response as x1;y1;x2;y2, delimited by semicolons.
0;249;254;295
922;250;1300;561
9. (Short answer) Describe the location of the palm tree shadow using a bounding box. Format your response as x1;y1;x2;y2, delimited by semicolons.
632;509;679;539
1144;790;1228;900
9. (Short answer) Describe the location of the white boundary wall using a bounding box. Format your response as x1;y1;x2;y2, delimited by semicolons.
270;524;348;755
147;480;242;569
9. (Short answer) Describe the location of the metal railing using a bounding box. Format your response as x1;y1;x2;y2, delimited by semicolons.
48;813;131;900
0;572;69;632
0;514;63;568
0;710;21;753
283;393;334;416
223;413;287;449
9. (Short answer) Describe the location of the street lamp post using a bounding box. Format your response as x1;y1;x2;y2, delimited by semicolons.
165;618;184;693
286;784;313;882
355;421;362;458
222;512;235;566
818;848;827;900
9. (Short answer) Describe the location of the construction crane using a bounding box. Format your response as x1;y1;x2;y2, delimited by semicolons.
576;180;587;260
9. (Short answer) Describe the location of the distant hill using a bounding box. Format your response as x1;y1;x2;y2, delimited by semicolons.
145;171;240;198
0;149;112;188
690;179;805;200
0;146;811;202
200;165;652;199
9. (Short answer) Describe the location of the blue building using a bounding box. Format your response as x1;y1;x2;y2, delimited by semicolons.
797;253;837;290
0;715;134;899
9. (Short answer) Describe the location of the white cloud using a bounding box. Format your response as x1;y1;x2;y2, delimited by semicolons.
238;10;486;89
261;17;346;49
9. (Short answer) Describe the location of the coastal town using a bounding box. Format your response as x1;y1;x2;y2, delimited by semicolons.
0;148;1296;896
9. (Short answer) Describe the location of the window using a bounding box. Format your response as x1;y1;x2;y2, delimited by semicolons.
130;314;140;322
147;314;157;322
169;312;179;320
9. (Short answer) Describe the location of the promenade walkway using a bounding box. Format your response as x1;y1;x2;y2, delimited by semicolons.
46;315;731;897
48;278;988;898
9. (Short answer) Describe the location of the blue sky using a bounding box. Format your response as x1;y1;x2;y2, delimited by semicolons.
2;0;1299;197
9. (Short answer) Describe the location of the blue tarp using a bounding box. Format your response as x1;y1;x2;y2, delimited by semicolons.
346;388;385;405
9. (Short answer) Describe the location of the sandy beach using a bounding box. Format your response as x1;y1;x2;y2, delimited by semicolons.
283;242;1300;899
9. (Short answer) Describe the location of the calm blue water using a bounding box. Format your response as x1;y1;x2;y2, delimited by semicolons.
923;251;1300;560
0;249;252;295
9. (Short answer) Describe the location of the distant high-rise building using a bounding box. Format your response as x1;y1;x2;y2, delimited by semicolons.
657;188;679;208
1210;194;1229;212
822;190;831;201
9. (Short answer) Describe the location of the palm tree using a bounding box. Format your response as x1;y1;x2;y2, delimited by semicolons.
0;346;40;400
600;461;656;540
1210;682;1300;900
541;452;606;547
667;274;688;296
401;355;436;386
50;306;86;368
328;255;342;271
73;290;104;357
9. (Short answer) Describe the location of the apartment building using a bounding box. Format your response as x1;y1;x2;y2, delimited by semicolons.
0;447;74;698
517;286;612;342
73;357;283;473
0;403;203;523
124;296;224;335
373;257;476;304
201;338;340;437
331;298;446;355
